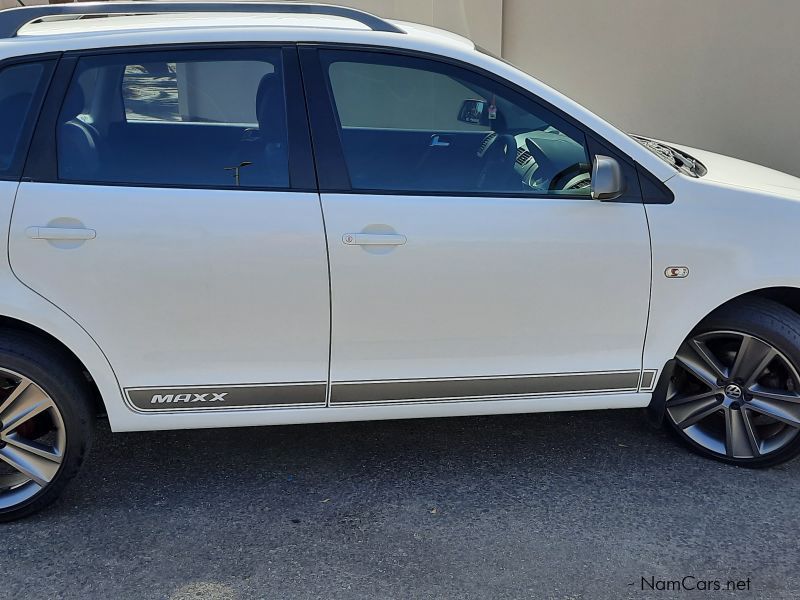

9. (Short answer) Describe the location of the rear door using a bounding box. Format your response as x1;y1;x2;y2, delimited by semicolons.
9;46;331;412
301;47;653;405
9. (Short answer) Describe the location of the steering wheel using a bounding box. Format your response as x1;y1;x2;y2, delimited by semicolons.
477;133;519;190
525;137;562;188
525;137;592;192
549;162;592;192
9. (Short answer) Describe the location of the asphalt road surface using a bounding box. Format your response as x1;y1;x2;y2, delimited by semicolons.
3;409;799;599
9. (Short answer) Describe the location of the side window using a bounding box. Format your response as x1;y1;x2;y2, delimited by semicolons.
0;59;55;179
320;50;592;196
328;61;490;132
57;49;289;188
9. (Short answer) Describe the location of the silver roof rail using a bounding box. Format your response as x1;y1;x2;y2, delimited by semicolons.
0;1;405;38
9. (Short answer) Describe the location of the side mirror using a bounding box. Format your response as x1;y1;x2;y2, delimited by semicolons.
591;155;624;200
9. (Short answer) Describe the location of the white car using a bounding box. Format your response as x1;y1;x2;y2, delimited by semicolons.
1;2;800;521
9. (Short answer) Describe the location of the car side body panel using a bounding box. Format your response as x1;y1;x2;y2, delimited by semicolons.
644;170;800;379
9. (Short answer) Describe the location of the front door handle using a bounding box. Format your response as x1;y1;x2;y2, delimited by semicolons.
25;226;96;241
342;233;407;246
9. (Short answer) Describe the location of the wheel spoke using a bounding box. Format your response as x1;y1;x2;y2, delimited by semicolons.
689;338;729;381
747;385;800;404
3;433;62;463
730;335;776;387
0;377;32;418
667;394;722;429
725;408;758;458
748;395;800;429
0;442;60;487
666;390;719;408
675;343;722;388
740;408;761;457
0;383;54;435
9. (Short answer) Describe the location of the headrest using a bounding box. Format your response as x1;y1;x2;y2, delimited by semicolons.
255;72;284;133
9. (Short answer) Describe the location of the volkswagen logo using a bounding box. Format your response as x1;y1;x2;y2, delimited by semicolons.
725;384;743;399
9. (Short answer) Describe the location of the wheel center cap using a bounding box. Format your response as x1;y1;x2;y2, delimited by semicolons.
725;384;743;400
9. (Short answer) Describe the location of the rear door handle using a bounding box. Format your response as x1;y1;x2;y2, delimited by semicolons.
342;233;407;246
26;226;96;241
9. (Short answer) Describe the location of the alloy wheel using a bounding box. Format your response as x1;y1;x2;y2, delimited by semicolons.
0;368;66;510
666;331;800;459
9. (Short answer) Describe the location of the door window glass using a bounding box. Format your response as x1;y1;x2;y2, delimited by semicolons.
0;60;54;178
321;50;592;196
57;49;289;188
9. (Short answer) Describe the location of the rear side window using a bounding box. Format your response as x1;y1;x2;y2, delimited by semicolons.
0;60;55;179
57;48;289;189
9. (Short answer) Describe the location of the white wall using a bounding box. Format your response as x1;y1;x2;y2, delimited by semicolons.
503;0;800;177
0;0;47;8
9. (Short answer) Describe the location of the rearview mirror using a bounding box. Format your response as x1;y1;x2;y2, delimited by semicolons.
457;99;489;126
591;155;624;200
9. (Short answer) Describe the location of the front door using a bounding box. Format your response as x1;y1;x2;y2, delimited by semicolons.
303;48;652;405
9;47;330;411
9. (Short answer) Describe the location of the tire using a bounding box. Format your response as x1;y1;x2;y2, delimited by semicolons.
665;298;800;468
0;332;93;521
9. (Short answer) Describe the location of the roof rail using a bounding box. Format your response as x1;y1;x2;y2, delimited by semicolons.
0;1;405;39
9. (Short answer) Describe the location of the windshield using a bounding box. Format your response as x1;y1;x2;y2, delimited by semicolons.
631;135;706;177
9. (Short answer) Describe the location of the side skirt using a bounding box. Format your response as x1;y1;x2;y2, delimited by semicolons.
112;390;652;432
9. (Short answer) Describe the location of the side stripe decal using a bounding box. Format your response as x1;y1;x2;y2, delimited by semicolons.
126;382;327;412
639;370;658;392
330;371;641;405
125;370;646;413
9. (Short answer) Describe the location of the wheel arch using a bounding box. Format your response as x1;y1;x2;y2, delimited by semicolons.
646;285;800;426
0;314;105;416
